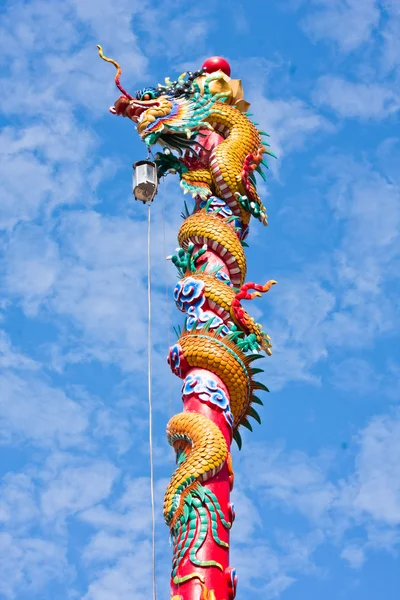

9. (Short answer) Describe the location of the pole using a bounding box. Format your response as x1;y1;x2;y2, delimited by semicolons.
98;49;276;600
167;235;239;600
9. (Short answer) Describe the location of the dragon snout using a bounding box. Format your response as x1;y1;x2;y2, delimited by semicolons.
110;95;160;123
110;95;132;116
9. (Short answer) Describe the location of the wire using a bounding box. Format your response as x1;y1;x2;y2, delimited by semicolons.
147;202;157;600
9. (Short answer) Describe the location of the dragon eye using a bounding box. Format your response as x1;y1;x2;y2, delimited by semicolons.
135;88;159;101
142;89;157;101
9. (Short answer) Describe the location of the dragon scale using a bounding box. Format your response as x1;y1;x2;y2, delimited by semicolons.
99;48;276;600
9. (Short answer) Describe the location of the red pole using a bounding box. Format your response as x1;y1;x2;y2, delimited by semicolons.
168;367;235;600
166;231;251;600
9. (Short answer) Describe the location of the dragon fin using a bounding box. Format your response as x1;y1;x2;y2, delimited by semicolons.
247;406;261;424
233;429;242;450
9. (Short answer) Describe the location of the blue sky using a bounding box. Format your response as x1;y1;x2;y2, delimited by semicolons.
0;0;399;598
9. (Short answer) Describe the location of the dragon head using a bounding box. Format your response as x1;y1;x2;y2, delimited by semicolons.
111;86;175;145
97;45;229;152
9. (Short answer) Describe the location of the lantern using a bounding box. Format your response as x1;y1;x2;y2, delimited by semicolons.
132;160;158;203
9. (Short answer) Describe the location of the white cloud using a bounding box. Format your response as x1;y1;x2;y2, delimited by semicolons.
41;460;118;520
1;224;60;315
231;487;262;543
246;90;332;170
341;544;365;569
82;531;134;564
378;1;400;75
79;477;172;598
79;477;167;534
0;372;89;448
231;530;323;600
0;0;150;235
382;16;400;75
0;331;38;370
83;544;153;600
329;358;381;395
259;149;400;391
313;76;400;119
344;410;400;525
239;442;337;521
231;543;296;599
225;55;333;173
0;473;39;532
1;199;180;371
0;533;68;599
238;409;400;570
0;451;133;598
0;114;105;231
298;0;380;52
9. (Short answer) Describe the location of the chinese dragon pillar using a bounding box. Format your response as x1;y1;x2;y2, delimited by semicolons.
98;48;276;600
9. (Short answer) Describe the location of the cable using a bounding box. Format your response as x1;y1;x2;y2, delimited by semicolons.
147;202;157;600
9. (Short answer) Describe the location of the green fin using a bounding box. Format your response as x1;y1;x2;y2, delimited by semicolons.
253;381;270;392
196;483;205;502
261;159;270;170
241;417;253;432
204;317;217;331
215;324;226;336
209;265;223;275
247;406;261;424
183;503;190;523
250;367;264;375
252;395;264;406
233;429;242;450
227;332;242;343
256;166;267;181
249;172;257;185
247;353;264;363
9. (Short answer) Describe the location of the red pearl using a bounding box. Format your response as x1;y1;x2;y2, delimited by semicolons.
202;56;231;77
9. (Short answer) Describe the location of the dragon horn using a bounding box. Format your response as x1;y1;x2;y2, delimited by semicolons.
97;45;133;100
235;280;276;302
255;280;277;293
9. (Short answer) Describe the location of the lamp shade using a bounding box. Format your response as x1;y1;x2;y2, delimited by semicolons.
132;160;158;203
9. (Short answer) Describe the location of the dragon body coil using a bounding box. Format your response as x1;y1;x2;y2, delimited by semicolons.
100;49;276;600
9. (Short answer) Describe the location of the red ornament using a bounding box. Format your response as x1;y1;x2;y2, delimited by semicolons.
202;56;231;77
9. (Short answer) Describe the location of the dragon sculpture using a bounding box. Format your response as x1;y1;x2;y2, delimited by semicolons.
98;46;276;600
